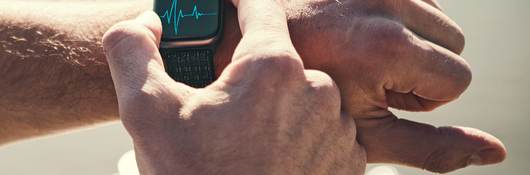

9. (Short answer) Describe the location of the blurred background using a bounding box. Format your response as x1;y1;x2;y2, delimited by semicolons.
1;0;529;174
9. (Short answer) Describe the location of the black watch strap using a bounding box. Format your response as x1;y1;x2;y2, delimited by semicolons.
160;48;215;88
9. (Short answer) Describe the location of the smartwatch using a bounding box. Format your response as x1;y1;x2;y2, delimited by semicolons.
154;0;223;88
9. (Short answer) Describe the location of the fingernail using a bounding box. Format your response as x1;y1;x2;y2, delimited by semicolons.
468;153;482;165
469;148;503;165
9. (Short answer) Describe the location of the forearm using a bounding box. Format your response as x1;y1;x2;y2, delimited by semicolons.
0;1;149;145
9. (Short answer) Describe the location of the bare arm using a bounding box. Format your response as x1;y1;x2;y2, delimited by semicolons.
0;0;152;145
0;1;506;173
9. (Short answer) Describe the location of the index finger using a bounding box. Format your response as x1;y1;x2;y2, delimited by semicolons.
216;0;305;86
386;24;472;105
230;0;298;61
356;114;507;173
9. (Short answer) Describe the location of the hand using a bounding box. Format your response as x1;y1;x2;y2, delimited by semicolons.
289;0;507;173
214;0;506;173
102;0;365;174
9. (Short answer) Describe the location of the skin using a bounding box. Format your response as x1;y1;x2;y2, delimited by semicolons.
0;0;140;143
0;0;506;173
104;1;365;173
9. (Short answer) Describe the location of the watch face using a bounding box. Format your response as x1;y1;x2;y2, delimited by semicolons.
154;0;220;40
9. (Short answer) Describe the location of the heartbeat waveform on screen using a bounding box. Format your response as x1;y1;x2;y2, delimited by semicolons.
160;0;217;35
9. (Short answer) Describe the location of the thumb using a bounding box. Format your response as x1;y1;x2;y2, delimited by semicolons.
103;11;175;100
357;115;507;173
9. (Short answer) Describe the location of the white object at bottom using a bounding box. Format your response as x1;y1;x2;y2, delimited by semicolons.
117;150;139;175
117;150;400;175
365;165;400;175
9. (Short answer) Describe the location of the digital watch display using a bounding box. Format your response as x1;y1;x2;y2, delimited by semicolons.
154;0;223;88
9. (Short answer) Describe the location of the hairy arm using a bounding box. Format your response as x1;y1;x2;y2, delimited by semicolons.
0;0;153;145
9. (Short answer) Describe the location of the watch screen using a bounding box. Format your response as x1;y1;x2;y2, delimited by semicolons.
154;0;220;40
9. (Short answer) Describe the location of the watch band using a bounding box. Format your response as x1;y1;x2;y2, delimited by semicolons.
160;47;215;88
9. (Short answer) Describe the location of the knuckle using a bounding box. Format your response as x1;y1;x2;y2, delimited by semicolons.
437;55;472;99
235;51;305;84
102;20;153;54
303;70;342;120
365;18;412;57
454;59;472;95
304;70;340;101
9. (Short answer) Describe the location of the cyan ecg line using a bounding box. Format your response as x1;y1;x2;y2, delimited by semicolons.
160;0;218;36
